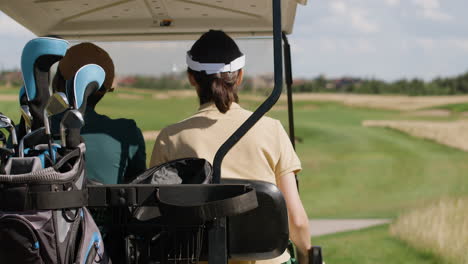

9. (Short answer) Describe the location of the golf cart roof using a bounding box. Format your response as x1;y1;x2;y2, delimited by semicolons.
1;0;306;41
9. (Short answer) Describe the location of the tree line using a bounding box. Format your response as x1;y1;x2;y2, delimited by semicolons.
2;69;468;95
293;71;468;95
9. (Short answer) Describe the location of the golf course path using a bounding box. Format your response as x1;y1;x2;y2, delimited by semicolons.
309;219;391;236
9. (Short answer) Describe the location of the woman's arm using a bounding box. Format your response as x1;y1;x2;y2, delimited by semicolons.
277;172;311;264
149;130;169;167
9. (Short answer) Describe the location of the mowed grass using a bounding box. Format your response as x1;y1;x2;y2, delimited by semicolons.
2;87;468;218
434;102;468;113
314;225;447;264
2;86;465;263
266;101;468;218
99;92;468;219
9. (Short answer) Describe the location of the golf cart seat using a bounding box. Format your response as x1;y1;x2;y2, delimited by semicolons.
133;161;289;260
222;178;289;260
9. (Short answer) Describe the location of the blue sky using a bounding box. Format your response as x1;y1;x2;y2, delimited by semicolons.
1;0;467;81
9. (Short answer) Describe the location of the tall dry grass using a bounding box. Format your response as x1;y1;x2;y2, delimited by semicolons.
290;94;468;111
390;197;468;264
363;120;468;152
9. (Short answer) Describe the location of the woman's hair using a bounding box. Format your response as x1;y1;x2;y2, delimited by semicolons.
188;68;239;113
188;30;243;113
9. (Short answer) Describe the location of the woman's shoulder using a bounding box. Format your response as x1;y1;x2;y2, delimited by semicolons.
158;113;211;137
235;106;282;127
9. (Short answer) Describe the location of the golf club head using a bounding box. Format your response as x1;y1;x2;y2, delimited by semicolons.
0;129;7;147
0;147;14;159
0;114;17;146
18;127;47;158
20;105;33;132
46;92;70;116
66;64;105;113
20;37;69;130
60;110;84;148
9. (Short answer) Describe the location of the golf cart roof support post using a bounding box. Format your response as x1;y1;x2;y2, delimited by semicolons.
282;32;295;150
212;0;284;184
282;32;299;190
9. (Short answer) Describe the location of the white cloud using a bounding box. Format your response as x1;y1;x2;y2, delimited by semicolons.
304;37;377;54
413;0;440;10
330;1;347;15
422;9;453;21
415;38;468;53
450;39;468;53
349;11;379;33
415;38;435;51
355;39;377;53
328;1;380;34
384;0;400;7
412;0;453;21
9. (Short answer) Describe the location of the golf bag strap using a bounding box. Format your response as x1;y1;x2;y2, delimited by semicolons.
53;148;81;170
0;190;87;210
87;185;156;207
158;186;258;221
29;190;88;210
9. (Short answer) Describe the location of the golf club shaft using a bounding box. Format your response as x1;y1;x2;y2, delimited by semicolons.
60;123;66;147
43;111;54;162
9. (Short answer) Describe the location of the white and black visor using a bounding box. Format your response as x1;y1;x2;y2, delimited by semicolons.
186;52;245;75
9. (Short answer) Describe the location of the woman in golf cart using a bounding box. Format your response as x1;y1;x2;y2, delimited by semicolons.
150;30;311;264
54;43;147;184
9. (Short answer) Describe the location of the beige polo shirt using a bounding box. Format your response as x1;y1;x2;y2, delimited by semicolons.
150;102;302;264
151;102;301;183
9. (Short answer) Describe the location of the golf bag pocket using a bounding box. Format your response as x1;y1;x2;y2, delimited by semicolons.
75;208;106;264
4;156;42;174
0;144;109;264
0;212;56;264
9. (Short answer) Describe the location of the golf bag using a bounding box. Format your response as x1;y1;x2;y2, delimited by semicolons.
0;142;109;264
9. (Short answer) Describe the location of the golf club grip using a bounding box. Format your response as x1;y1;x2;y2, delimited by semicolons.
17;117;28;141
309;246;323;264
66;128;81;148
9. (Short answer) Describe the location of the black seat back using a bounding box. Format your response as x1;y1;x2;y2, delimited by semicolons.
222;178;289;260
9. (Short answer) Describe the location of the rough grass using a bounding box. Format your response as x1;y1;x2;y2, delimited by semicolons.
288;93;468;111
390;197;468;264
363;120;468;151
434;102;468;113
314;225;445;264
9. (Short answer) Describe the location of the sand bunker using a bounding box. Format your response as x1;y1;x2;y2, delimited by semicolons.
405;110;451;117
0;94;18;102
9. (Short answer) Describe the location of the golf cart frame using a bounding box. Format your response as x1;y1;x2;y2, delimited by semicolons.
1;0;321;263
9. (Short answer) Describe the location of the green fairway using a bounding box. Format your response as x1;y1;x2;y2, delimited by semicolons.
2;87;468;218
434;102;468;113
2;86;467;263
314;225;446;264
264;101;468;218
96;91;468;219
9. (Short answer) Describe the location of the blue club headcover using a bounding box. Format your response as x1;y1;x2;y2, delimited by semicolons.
19;86;25;103
66;64;105;111
21;37;69;101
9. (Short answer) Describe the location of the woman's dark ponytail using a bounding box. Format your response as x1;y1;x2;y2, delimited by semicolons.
189;69;240;113
211;72;239;113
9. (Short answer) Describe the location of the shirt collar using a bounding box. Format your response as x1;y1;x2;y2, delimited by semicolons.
197;102;241;113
